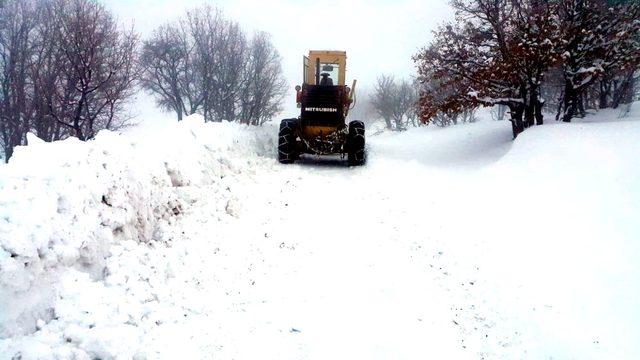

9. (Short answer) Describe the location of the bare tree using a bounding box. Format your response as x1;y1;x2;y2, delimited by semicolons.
48;0;138;140
491;105;507;121
29;0;66;142
371;74;396;130
391;79;418;130
0;0;37;161
141;5;287;125
431;108;477;127
140;24;193;121
214;22;248;122
187;6;228;122
370;75;420;131
404;79;421;127
239;32;287;125
0;0;138;162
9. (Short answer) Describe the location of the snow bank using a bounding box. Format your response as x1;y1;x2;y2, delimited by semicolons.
473;110;640;359
418;105;640;359
366;105;640;358
0;116;275;338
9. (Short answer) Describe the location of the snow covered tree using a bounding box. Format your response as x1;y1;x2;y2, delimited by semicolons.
556;0;640;122
415;0;560;138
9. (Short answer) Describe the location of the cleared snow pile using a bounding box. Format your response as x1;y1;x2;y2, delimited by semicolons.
0;116;275;341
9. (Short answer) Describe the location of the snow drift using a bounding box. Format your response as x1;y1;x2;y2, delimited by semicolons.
0;105;639;359
369;105;640;359
0;116;275;338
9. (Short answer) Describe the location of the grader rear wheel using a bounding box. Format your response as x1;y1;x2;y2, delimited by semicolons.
278;119;298;164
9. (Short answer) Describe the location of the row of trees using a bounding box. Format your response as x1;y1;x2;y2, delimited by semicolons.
368;75;419;131
0;0;137;160
415;0;640;138
364;74;477;130
0;0;287;162
140;6;287;125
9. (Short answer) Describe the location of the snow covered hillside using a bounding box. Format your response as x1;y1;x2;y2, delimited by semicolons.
1;106;639;359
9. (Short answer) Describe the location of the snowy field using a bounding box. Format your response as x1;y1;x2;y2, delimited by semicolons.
1;105;639;359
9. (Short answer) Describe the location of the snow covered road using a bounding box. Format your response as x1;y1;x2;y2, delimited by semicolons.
2;108;639;359
129;134;504;359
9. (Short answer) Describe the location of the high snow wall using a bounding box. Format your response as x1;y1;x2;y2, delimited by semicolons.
0;116;275;338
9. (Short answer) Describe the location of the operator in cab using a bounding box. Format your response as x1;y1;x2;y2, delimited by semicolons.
320;73;333;86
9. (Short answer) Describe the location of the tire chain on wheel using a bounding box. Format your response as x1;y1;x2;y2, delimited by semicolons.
278;120;297;163
348;121;366;166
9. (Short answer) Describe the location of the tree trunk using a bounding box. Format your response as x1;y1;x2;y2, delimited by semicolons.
383;117;392;130
612;73;634;109
525;91;535;128
394;116;405;131
518;83;533;129
4;131;23;163
535;99;544;126
577;93;586;117
599;80;610;109
525;112;533;128
3;146;12;163
555;90;565;122
562;81;576;123
510;105;525;139
176;106;183;121
72;92;87;140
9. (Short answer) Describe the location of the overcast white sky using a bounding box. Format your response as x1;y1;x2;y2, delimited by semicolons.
106;0;453;119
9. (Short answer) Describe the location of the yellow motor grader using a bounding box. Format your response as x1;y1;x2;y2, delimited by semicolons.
278;50;365;166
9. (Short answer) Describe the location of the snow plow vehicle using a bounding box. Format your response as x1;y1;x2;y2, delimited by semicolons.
278;50;365;166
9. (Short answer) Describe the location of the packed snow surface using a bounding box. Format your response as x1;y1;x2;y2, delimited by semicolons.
1;105;639;359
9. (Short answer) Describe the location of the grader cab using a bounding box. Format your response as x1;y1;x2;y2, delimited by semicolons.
278;50;366;166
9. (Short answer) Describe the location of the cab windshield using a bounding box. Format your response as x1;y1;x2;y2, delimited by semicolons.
319;63;340;85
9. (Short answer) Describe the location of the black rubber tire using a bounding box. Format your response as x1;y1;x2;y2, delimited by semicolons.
278;119;298;164
347;120;366;166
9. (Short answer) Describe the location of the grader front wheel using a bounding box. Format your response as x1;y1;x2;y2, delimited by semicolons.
347;120;366;166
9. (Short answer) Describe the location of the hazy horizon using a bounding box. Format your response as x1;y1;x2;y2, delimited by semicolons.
106;0;453;120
